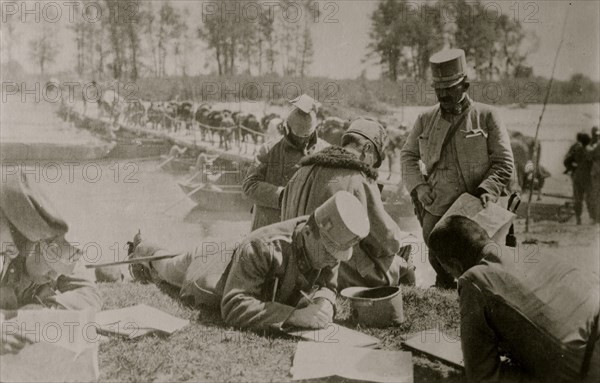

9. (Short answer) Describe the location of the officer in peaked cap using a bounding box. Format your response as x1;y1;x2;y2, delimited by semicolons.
313;190;370;262
0;170;102;312
126;191;370;330
243;94;329;230
401;48;514;289
430;48;468;89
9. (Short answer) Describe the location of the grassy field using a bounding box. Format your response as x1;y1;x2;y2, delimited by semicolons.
97;282;462;383
94;219;599;382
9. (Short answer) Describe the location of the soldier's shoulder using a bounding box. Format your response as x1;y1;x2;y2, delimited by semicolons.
256;137;284;157
263;137;284;150
471;101;499;117
417;104;440;120
243;217;307;246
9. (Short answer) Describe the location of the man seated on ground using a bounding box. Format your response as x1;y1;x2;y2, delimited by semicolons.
128;192;369;331
281;117;416;289
1;170;103;355
428;215;599;382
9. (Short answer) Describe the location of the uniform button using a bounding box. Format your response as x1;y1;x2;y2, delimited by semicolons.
10;268;15;273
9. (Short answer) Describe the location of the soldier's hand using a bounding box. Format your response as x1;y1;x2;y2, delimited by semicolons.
479;193;497;208
0;332;33;355
415;184;434;206
286;302;333;329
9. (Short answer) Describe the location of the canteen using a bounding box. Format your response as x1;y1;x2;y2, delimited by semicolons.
341;286;405;328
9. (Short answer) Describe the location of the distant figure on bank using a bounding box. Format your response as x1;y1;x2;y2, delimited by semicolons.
243;94;329;230
128;192;369;331
281;117;416;289
588;126;600;224
564;132;595;224
400;48;514;289
429;215;599;383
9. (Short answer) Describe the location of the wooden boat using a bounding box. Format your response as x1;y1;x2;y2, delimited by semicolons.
178;181;252;212
158;155;196;172
107;136;171;159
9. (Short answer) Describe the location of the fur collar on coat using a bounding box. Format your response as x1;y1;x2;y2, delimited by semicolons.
298;146;379;181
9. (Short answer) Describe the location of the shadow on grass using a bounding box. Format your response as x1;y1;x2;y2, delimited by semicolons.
155;280;296;342
156;281;224;327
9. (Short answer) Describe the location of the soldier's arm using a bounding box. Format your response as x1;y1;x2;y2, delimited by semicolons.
242;142;283;209
400;116;427;193
459;280;530;383
312;264;338;305
478;111;514;197
358;180;406;257
46;264;103;311
220;241;295;330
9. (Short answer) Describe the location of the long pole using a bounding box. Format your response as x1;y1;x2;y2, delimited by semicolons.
525;7;570;233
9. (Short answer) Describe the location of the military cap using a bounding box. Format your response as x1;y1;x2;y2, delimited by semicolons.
430;49;468;89
0;170;80;276
313;191;370;262
343;117;389;168
286;94;320;137
290;94;321;114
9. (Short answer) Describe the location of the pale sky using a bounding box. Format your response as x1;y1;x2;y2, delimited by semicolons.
2;0;599;81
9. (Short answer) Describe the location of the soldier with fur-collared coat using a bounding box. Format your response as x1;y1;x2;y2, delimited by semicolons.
281;118;416;290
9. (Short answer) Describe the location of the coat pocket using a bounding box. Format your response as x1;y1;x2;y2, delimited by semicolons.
462;133;489;163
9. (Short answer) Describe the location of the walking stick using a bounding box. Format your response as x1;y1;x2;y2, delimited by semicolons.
525;7;570;232
85;253;181;269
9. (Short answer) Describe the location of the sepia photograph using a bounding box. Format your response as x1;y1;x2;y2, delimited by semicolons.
0;0;599;382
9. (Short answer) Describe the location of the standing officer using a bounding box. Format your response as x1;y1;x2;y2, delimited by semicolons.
400;49;514;288
128;192;369;331
243;94;329;230
588;126;600;224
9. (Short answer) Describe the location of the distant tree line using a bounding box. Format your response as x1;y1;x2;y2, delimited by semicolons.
9;0;316;80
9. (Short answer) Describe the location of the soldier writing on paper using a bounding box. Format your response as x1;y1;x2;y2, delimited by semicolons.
1;170;102;355
127;192;369;330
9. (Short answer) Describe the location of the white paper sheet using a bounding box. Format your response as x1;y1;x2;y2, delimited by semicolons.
291;342;413;382
436;193;515;242
95;304;189;339
0;309;100;382
403;330;464;368
285;323;380;348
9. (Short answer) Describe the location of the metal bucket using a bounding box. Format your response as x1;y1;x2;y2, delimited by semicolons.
340;286;405;327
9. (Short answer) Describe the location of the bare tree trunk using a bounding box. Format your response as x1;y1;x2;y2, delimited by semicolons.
257;38;263;75
216;43;223;76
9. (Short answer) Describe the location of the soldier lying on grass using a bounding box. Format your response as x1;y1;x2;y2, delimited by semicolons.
128;191;369;331
1;171;102;355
